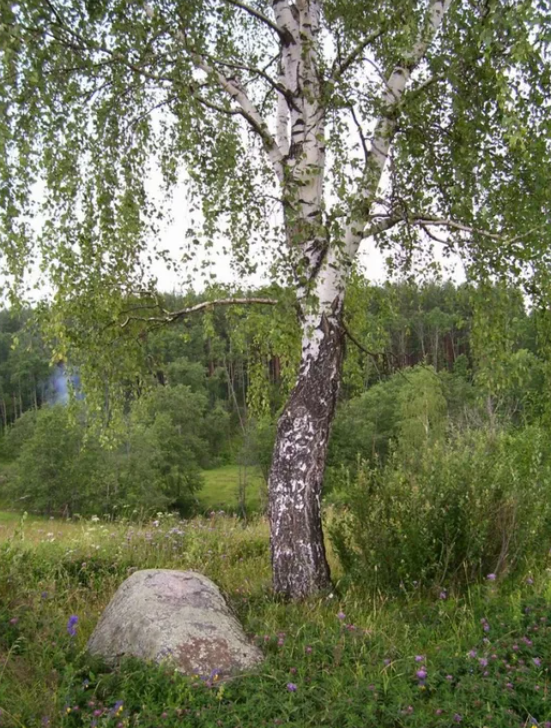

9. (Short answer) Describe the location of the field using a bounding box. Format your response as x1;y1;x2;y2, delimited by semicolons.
199;465;267;513
1;500;551;728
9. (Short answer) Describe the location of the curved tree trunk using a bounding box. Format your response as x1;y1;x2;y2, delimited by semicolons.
268;304;345;599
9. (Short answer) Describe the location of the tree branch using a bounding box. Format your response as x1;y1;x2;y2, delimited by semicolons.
222;0;293;44
187;53;285;183
344;0;452;258
120;297;278;328
331;29;386;81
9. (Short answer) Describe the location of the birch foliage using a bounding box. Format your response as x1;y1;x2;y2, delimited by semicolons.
0;0;550;402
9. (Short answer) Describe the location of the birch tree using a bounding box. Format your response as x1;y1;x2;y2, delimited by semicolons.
1;0;550;597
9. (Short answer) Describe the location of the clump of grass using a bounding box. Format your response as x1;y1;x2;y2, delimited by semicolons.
0;513;550;727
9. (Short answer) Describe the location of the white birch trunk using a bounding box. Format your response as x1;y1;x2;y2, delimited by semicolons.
268;267;345;598
264;0;451;598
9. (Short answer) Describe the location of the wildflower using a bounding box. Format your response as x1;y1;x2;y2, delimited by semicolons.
414;655;425;663
468;649;477;658
337;611;346;620
9;617;18;625
305;645;312;654
533;657;542;667
526;577;534;585
446;675;453;681
287;683;297;692
111;701;124;716
416;669;427;680
67;615;78;637
439;590;447;600
453;714;463;723
486;573;496;581
479;658;488;668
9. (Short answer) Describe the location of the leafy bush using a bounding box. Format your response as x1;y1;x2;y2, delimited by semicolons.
1;385;207;517
330;425;551;593
328;366;454;474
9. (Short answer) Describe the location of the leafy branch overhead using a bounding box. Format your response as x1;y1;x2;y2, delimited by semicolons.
2;0;549;308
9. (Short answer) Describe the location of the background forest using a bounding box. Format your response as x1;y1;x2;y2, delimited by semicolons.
2;276;551;593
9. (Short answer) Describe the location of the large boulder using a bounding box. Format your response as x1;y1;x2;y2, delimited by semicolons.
87;569;263;677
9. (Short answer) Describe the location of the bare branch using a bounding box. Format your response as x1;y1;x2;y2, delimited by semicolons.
120;297;278;328
348;104;369;166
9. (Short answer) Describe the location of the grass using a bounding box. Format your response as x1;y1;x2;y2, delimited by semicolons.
0;511;550;728
199;464;267;513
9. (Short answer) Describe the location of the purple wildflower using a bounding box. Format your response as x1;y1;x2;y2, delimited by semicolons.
414;655;425;663
486;573;496;581
479;658;488;668
287;683;297;692
533;657;542;667
111;701;124;716
67;615;78;637
337;611;346;620
416;669;427;680
453;714;463;723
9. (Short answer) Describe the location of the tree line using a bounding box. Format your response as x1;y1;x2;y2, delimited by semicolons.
0;279;547;518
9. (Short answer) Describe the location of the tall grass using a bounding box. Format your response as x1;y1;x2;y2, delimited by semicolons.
1;511;550;727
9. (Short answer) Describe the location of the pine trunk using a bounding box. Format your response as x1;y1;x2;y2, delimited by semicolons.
268;306;345;599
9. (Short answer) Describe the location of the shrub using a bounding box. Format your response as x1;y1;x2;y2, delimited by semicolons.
330;425;551;593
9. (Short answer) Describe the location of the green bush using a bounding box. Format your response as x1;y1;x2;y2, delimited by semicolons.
330;425;551;593
1;385;207;517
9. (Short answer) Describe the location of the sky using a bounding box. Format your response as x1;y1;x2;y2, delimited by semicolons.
146;173;466;296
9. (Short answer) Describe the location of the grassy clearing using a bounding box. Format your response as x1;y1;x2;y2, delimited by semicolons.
199;465;267;513
0;512;550;728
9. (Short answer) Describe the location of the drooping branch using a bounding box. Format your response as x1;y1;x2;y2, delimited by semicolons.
120;297;278;328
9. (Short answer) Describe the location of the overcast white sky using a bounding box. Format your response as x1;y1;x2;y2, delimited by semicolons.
146;174;466;295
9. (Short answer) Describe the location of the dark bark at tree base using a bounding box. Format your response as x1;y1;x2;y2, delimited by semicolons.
268;310;345;599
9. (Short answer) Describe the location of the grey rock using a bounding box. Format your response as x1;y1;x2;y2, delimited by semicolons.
87;569;263;676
